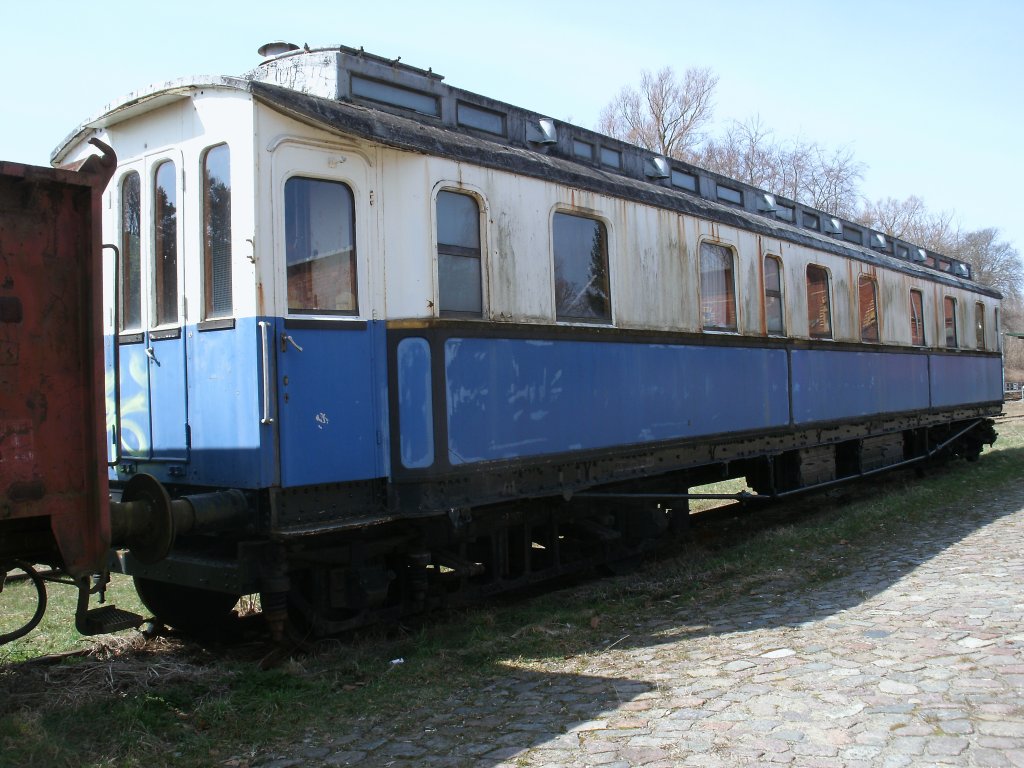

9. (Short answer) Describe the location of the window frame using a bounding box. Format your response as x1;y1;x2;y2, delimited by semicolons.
698;240;738;332
806;264;833;340
118;170;143;334
909;289;926;347
551;209;612;324
975;301;986;350
763;254;785;336
283;174;360;317
152;158;179;328
858;274;880;343
201;143;233;320
943;296;958;349
435;187;485;318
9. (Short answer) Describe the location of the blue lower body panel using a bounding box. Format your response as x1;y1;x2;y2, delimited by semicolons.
930;353;1004;407
440;338;790;466
791;349;930;425
394;330;1003;474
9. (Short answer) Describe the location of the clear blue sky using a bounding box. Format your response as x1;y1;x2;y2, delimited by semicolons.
7;0;1022;256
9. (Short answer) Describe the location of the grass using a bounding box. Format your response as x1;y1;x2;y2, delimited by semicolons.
2;404;1022;768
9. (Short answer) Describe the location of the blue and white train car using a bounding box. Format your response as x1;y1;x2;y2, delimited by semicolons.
52;43;1002;635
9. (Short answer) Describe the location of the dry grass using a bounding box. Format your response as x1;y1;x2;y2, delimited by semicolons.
0;634;228;714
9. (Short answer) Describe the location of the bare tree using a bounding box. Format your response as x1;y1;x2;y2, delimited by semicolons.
598;66;718;160
857;195;960;253
803;145;864;217
695;118;863;217
695;116;782;190
949;228;1023;302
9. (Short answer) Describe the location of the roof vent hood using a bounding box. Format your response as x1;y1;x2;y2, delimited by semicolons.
258;41;300;58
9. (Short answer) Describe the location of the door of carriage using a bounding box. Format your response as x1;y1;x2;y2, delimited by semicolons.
111;154;189;465
269;141;384;488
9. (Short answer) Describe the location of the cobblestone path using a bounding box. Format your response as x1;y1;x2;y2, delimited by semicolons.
257;484;1024;768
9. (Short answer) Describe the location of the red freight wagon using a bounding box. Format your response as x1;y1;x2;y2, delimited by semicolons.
0;143;138;641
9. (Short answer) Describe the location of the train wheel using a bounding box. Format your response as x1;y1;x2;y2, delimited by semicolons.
133;577;239;635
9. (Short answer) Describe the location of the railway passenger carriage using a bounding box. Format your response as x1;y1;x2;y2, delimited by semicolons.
50;43;1002;635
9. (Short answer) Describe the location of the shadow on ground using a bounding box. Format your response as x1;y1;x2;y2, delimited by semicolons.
3;442;1022;767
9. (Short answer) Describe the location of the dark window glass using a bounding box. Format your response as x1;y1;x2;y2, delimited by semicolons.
764;255;784;335
573;140;594;160
717;185;743;205
553;212;610;322
844;227;863;245
351;75;439;116
807;265;832;339
437;190;482;316
859;276;880;342
896;244;910;259
910;289;926;346
600;147;621;168
120;172;142;332
975;302;986;349
153;160;178;326
202;144;232;318
775;204;795;222
456;102;505;135
700;241;737;331
802;211;820;230
285;177;358;314
944;296;958;348
671;170;697;191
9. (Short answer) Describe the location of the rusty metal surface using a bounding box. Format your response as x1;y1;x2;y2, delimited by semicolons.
0;151;113;576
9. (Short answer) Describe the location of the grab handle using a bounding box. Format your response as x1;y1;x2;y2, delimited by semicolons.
258;321;274;425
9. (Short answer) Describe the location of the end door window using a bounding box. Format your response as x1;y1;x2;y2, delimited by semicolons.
285;177;358;314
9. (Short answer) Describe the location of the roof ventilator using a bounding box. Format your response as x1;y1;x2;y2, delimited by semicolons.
258;41;300;58
823;217;842;236
527;118;557;145
757;192;777;213
645;156;671;179
869;233;887;250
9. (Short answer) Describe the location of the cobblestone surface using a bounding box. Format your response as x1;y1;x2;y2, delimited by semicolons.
253;483;1024;767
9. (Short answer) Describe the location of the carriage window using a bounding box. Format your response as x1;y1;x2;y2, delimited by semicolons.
910;289;926;346
764;255;784;335
671;169;697;191
858;275;879;342
153;160;178;326
553;212;610;322
600;147;622;168
944;296;958;348
717;185;743;205
573;140;594;160
700;241;737;331
120;172;142;332
351;75;439;116
806;265;832;339
202;144;232;319
285;177;358;314
456;102;506;136
437;190;482;316
975;302;986;349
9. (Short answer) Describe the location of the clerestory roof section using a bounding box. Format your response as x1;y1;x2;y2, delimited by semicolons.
51;44;993;297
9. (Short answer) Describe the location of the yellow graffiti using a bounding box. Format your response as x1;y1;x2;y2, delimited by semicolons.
105;352;151;456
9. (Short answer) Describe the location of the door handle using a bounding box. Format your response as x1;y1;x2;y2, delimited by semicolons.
281;334;304;353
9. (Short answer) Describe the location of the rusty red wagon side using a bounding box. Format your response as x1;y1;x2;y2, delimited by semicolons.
0;144;132;640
